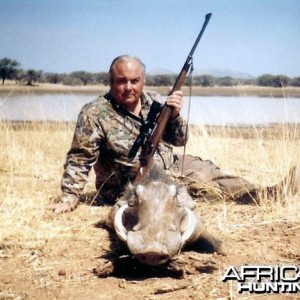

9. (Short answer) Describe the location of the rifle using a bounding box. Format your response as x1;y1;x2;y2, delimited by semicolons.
130;13;212;182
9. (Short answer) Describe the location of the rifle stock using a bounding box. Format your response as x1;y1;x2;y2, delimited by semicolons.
133;13;212;182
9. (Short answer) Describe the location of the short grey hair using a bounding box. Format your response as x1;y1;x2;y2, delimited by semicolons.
109;55;146;84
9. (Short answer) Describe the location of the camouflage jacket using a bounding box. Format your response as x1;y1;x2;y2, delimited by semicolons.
61;91;188;204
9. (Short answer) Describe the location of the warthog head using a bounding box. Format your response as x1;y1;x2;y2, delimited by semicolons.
113;167;197;266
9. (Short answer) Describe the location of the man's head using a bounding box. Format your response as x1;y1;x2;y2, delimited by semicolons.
109;55;145;113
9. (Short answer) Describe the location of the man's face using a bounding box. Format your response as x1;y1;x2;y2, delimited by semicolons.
109;59;144;110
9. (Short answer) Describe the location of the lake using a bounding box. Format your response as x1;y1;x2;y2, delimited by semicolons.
0;93;299;125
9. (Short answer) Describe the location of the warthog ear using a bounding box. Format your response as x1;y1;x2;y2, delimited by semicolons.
176;185;196;209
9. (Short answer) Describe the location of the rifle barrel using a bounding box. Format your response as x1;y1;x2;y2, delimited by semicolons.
169;13;212;95
189;13;212;58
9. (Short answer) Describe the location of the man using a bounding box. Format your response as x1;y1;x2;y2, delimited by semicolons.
48;55;299;213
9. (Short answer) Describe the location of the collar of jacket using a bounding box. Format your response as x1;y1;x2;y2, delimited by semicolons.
104;92;151;124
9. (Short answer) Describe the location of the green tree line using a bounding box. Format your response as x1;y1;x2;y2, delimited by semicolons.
1;57;300;87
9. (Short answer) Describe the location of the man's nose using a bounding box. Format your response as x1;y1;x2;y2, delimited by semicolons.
125;81;132;90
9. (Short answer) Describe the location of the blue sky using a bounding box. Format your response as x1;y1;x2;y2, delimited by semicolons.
0;0;299;77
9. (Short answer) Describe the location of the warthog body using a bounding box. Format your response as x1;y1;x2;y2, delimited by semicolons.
106;166;223;266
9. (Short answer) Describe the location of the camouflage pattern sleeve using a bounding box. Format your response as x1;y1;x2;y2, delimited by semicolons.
60;103;104;204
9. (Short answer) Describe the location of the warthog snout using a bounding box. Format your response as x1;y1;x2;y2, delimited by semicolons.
133;243;170;266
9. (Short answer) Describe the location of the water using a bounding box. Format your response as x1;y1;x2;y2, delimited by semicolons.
182;96;300;125
0;93;299;125
0;93;92;122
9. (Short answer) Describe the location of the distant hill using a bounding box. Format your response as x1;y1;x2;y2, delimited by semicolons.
148;68;255;79
194;68;255;79
148;68;176;75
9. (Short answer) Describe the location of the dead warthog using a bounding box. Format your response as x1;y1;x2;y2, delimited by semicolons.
106;166;223;266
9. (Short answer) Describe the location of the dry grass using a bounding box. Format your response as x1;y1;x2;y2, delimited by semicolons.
0;118;299;299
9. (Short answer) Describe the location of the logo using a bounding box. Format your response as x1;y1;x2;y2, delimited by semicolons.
222;265;300;294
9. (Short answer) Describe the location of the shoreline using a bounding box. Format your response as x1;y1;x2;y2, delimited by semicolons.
1;83;300;97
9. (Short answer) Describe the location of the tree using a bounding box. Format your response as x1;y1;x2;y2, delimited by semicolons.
145;74;174;86
216;76;236;86
194;75;215;87
94;72;109;85
25;69;43;85
68;71;93;85
291;77;300;87
272;75;290;87
257;74;275;87
14;69;27;84
44;72;63;84
0;57;21;85
257;74;291;87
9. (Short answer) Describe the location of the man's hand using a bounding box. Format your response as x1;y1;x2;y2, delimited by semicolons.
47;194;78;213
47;202;75;213
166;90;183;119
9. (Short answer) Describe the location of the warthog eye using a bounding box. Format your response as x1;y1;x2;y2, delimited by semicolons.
128;197;137;207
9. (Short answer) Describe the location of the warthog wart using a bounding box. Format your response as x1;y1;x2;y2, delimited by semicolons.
106;165;223;266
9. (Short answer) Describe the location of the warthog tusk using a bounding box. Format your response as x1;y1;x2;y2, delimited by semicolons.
181;207;197;246
114;203;129;242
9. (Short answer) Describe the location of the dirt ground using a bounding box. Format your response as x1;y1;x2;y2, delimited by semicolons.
1;199;299;300
0;123;299;299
